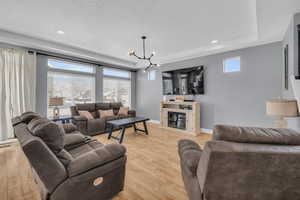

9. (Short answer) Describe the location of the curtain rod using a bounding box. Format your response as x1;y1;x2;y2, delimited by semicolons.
36;51;137;72
0;42;137;72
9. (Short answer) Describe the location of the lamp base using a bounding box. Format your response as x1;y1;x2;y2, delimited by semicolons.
53;107;60;119
275;118;287;128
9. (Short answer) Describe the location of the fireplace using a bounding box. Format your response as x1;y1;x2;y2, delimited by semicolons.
168;112;186;130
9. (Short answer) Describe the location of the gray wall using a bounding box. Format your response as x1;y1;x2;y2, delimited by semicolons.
282;12;300;98
136;42;283;129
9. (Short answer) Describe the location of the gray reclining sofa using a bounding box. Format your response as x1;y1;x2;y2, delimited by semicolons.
71;102;136;136
178;124;300;200
12;111;127;200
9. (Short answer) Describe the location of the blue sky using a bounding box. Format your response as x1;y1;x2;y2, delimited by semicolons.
224;57;240;72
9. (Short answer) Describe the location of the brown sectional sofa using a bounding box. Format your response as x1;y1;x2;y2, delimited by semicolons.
12;112;127;200
71;102;136;136
178;125;300;200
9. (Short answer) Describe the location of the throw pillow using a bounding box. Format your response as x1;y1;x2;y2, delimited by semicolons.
78;111;94;120
118;107;129;115
98;109;114;118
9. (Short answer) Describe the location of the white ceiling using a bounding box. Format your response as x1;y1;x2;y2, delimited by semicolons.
0;0;300;68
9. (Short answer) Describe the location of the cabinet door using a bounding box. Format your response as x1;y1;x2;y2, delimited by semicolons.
162;110;168;127
186;111;193;132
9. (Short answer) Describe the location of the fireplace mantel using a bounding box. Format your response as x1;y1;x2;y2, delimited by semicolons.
160;101;200;136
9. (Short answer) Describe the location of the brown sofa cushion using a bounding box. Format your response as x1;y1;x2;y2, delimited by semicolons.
31;121;65;153
95;103;111;110
67;142;126;177
78;111;94;120
76;103;95;112
213;124;300;145
87;118;106;133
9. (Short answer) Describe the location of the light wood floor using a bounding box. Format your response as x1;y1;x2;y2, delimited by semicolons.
0;123;211;200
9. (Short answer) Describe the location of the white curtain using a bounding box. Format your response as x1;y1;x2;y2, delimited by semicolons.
0;48;36;141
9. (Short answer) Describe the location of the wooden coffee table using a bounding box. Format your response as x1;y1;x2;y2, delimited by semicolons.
107;117;149;144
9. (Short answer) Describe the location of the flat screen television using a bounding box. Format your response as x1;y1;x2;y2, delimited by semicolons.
162;66;204;95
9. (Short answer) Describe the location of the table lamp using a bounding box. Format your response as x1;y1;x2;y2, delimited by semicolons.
266;99;298;128
49;97;64;119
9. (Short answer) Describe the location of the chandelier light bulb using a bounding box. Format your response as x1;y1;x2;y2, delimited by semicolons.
128;50;135;56
152;51;156;56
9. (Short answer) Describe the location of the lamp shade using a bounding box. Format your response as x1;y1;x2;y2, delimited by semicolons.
49;97;64;107
266;99;298;117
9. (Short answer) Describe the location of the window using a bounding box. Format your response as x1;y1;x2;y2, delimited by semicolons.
223;57;241;73
47;59;96;117
48;59;95;73
148;70;156;80
103;68;130;78
103;68;131;107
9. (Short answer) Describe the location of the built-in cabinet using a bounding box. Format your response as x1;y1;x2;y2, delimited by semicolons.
160;101;200;136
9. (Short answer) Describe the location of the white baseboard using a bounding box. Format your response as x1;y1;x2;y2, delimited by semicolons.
149;119;160;124
201;128;213;134
0;138;17;145
148;120;213;134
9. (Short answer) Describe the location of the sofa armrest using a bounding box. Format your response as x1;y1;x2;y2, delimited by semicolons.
62;123;78;133
68;144;126;177
73;115;87;121
72;116;88;132
128;110;136;117
64;133;87;149
178;139;202;176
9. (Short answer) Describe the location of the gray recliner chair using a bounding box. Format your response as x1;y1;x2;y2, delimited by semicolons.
12;112;127;200
178;124;300;200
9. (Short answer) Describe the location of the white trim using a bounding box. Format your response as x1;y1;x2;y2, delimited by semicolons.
147;120;213;134
200;128;213;134
148;119;160;124
0;138;17;145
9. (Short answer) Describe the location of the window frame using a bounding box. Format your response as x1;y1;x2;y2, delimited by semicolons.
48;58;96;74
223;56;241;73
47;57;97;117
103;68;132;107
103;68;131;80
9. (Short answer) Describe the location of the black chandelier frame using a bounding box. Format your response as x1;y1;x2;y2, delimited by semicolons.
129;36;159;71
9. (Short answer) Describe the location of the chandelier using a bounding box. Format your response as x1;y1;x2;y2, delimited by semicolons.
128;36;160;71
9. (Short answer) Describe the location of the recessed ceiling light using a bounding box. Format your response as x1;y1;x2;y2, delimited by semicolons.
56;30;65;35
211;40;218;44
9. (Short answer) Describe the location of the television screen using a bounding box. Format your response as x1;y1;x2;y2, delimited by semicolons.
162;66;204;95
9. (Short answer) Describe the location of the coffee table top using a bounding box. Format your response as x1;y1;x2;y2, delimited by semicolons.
107;117;149;126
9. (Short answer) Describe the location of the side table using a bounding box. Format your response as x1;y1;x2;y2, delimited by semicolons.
49;116;73;124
